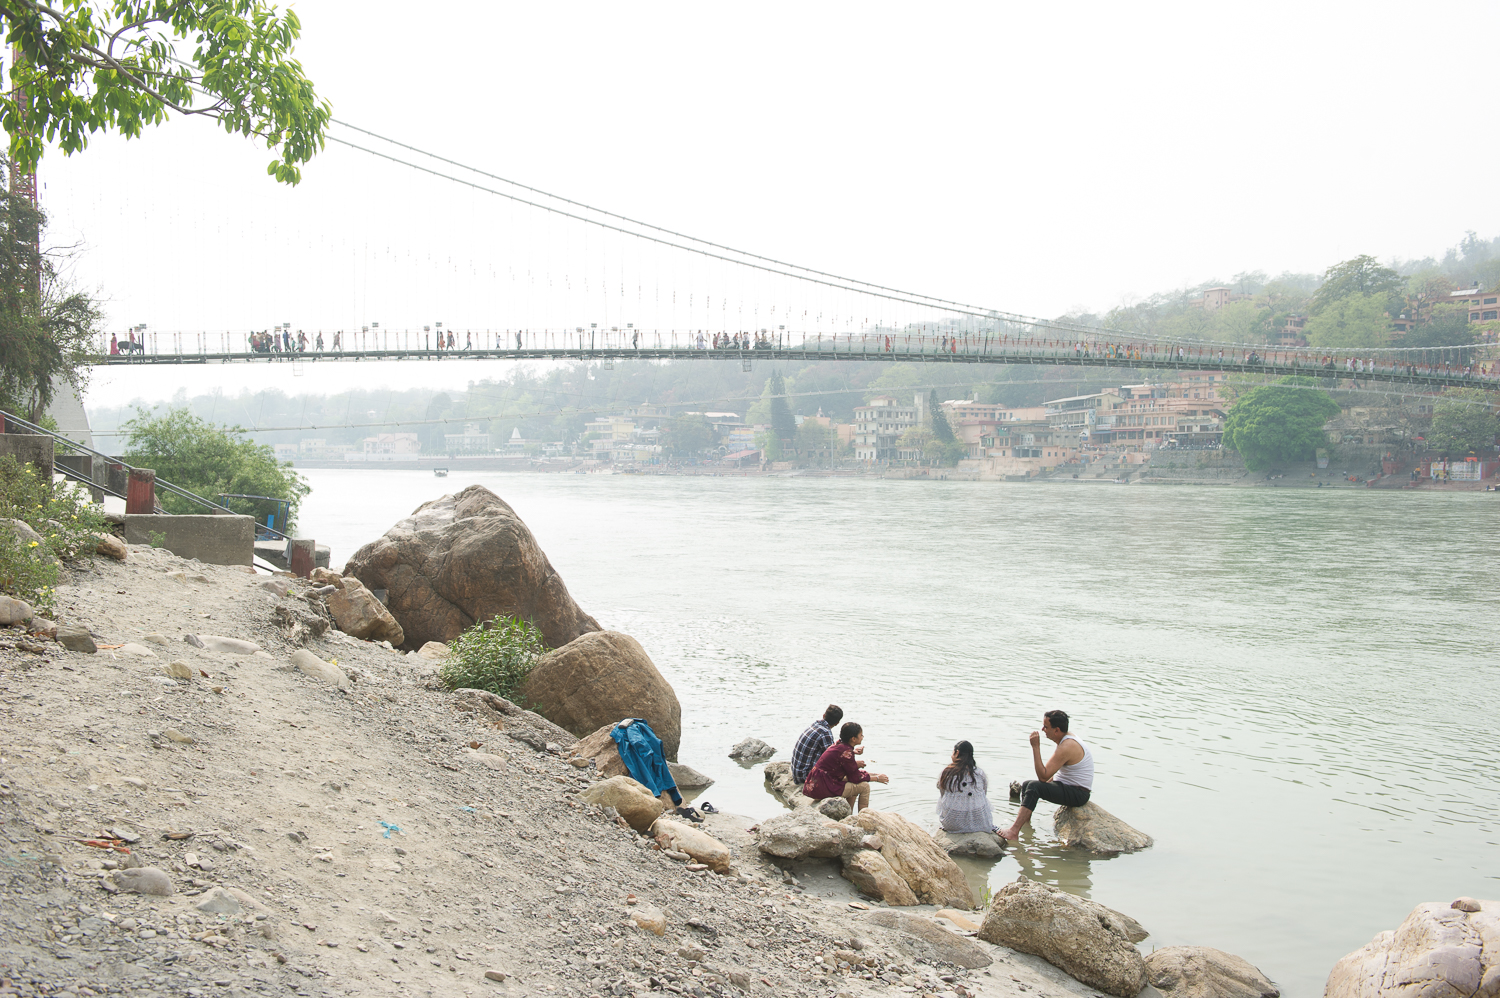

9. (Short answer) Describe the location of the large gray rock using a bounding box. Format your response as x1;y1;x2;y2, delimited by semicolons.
862;908;992;969
1146;946;1279;998
763;760;816;809
324;577;405;646
935;830;1005;858
755;809;863;859
978;877;1149;997
343;485;599;650
1055;801;1154;855
850;810;974;908
518;631;682;761
1325;898;1498;998
729;737;775;761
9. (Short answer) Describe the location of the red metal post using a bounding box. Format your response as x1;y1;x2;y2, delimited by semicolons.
125;469;156;514
288;539;315;579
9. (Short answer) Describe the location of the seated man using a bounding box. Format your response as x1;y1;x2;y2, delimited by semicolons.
791;704;845;784
1000;709;1093;841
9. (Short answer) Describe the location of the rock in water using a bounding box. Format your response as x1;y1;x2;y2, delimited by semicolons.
1054;802;1153;855
518;631;681;760
578;776;666;832
1325;898;1497;998
113;867;175;896
325;577;405;646
762;761;816;809
979;878;1148;997
755;809;863;859
650;817;732;873
934;830;1005;858
1146;946;1279;998
728;737;776;761
851;810;974;908
342;485;600;649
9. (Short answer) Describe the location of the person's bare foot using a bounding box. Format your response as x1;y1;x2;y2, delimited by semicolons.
998;827;1020;841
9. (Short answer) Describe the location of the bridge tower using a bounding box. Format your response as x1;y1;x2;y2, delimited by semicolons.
5;43;41;297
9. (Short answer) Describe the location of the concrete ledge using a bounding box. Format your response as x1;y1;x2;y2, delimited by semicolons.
124;514;255;566
0;434;54;481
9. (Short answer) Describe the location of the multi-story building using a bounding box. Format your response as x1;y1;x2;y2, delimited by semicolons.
1099;396;1225;449
443;423;492;455
1442;286;1500;322
1189;287;1252;311
853;395;920;463
352;433;421;462
1044;390;1128;444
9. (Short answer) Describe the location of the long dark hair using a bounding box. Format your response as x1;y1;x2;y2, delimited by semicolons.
939;740;978;793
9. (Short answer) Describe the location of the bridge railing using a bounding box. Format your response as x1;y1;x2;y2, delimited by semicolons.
91;326;1500;385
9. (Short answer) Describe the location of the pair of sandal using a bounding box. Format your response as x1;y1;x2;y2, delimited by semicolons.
673;802;718;823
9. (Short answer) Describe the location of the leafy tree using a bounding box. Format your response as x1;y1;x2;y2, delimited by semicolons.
1303;293;1391;349
1;0;330;184
121;408;310;524
663;413;712;455
1401;303;1476;349
0;189;102;420
767;371;797;441
1222;382;1340;470
1309;255;1404;315
898;425;935;462
929;388;955;442
1428;389;1500;456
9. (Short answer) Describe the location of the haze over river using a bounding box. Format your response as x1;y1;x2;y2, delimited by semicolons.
300;470;1498;996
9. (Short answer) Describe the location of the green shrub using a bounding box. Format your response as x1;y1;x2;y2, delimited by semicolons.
438;615;546;699
0;454;109;612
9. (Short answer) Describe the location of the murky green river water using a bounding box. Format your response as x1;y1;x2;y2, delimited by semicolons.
300;470;1499;996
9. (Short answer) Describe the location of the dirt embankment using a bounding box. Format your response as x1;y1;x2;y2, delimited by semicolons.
0;546;1101;998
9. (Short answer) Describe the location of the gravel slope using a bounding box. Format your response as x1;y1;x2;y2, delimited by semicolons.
0;545;1106;998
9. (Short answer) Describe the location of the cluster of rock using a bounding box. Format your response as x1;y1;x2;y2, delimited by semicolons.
334;486;684;759
1325;897;1496;998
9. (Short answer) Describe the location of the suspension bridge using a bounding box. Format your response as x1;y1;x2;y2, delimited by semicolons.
94;328;1498;392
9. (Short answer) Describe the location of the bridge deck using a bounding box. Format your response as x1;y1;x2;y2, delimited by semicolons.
96;344;1497;392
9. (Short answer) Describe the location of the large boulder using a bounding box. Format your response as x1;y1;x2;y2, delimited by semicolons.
935;830;1005;858
1325;898;1499;998
518;631;681;761
1055;802;1154;855
325;576;405;645
850;810;974;909
1146;946;1279;998
566;723;631;777
861;908;992;969
842;850;917;906
579;776;665;832
650;818;731;873
978;877;1149;998
343;486;599;650
763;760;816;810
755;809;863;859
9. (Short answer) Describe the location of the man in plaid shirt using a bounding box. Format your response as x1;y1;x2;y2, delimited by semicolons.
791;705;846;783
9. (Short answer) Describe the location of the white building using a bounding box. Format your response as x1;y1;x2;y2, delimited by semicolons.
350;433;421;462
853;394;921;462
443;423;492;456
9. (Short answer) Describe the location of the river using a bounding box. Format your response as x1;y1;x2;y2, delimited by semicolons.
298;469;1499;996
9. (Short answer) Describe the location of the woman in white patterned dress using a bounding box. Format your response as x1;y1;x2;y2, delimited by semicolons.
936;740;998;835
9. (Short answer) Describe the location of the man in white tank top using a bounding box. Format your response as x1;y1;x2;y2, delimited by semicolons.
999;709;1093;842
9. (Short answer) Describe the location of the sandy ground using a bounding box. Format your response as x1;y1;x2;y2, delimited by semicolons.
0;545;1114;998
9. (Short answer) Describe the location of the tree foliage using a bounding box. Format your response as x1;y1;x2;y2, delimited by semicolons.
1309;255;1403;316
1221;383;1340;471
767;371;796;441
0;189;102;420
1401;303;1476;349
0;454;109;611
928;388;955;442
1;0;330;183
121;408;310;523
1428;389;1500;456
438;616;546;700
663;413;712;455
1303;293;1390;349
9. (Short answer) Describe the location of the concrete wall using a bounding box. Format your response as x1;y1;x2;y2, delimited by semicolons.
123;514;255;566
0;434;54;481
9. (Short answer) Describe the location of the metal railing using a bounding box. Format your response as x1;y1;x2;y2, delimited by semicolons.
1;409;292;543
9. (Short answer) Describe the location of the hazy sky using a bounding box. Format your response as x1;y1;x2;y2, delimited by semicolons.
41;1;1500;409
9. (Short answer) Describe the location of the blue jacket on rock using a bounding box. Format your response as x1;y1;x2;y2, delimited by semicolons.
611;719;677;799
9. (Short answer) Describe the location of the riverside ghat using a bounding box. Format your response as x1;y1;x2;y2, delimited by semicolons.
2;479;1493;998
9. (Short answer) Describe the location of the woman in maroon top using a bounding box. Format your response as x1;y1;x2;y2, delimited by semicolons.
802;722;889;813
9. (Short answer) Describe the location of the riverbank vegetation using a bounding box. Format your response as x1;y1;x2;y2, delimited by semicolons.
0;455;109;611
120;409;310;524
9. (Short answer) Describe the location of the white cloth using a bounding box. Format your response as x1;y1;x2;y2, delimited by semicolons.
1055;735;1094;789
936;766;995;833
